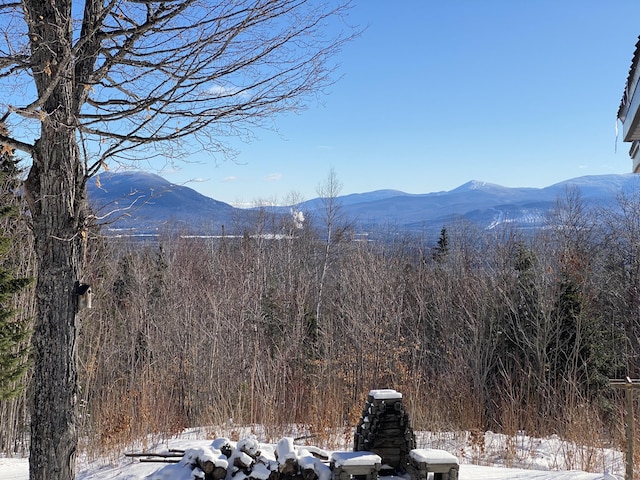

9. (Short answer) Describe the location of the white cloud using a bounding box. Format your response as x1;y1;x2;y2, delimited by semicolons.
223;176;238;182
207;84;247;97
265;173;283;182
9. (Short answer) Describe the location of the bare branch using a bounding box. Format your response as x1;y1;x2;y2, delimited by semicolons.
0;114;34;155
0;0;356;172
73;0;356;172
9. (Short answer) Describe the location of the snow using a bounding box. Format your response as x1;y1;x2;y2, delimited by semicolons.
299;455;333;480
212;437;235;451
0;427;626;480
0;458;27;480
149;461;199;480
249;463;272;480
410;448;458;464
0;457;623;480
331;451;381;467
276;437;296;461
369;389;402;400
180;446;227;468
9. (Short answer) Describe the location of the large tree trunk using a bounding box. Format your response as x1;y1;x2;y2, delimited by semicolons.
26;130;86;480
22;1;87;478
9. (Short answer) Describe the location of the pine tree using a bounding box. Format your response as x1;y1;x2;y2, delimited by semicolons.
432;226;449;262
0;134;32;400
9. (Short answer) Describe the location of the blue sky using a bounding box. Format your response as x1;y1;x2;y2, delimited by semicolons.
158;1;640;206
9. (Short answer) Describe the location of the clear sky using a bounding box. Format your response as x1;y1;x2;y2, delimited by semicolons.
155;1;640;207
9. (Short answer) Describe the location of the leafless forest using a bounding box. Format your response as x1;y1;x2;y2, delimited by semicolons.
2;187;640;456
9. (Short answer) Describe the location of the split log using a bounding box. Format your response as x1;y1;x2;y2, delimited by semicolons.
125;451;183;458
293;435;317;442
234;451;254;470
301;468;318;480
279;458;298;476
200;461;227;480
198;459;216;475
301;446;329;461
268;470;280;480
211;466;228;480
138;458;180;464
219;443;233;459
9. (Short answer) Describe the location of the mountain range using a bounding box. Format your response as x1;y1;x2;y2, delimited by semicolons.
87;171;640;238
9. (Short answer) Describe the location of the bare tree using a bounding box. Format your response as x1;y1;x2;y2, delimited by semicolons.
0;1;353;478
314;168;349;336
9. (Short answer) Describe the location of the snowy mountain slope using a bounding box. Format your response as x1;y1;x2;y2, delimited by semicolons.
304;174;640;234
87;172;640;236
88;171;242;234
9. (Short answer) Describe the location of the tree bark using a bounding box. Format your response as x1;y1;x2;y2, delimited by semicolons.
20;0;88;477
22;6;87;474
27;132;86;480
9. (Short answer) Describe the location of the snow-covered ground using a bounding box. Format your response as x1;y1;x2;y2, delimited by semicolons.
0;426;625;480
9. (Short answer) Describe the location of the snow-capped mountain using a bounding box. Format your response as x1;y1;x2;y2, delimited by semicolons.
291;174;640;235
88;171;241;235
87;172;640;237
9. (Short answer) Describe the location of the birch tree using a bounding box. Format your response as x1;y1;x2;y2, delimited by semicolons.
0;1;353;478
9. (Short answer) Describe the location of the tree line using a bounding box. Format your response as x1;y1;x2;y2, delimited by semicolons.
2;179;640;456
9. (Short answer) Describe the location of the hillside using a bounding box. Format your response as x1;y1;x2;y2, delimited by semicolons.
88;171;640;236
89;171;242;235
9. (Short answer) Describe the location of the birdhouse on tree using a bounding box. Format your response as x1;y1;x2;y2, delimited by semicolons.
76;283;92;310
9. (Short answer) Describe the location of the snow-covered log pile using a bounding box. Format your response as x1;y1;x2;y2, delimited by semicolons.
144;390;459;480
353;389;416;474
150;436;332;480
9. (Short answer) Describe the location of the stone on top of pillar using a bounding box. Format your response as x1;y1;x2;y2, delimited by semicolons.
368;389;402;400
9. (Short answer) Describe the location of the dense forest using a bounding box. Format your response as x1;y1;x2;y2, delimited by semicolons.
2;178;640;458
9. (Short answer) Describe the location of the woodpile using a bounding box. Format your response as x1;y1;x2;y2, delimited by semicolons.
275;437;332;480
142;436;332;480
353;389;416;474
183;445;229;480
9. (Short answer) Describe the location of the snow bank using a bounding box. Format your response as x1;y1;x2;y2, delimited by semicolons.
5;426;624;480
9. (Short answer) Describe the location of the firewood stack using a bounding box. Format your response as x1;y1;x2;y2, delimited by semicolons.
353;389;416;474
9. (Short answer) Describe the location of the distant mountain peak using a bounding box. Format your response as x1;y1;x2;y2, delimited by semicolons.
451;180;506;192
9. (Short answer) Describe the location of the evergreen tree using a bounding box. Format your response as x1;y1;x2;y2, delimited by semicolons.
432;226;450;262
490;242;545;422
551;259;621;401
0;136;32;400
507;242;541;365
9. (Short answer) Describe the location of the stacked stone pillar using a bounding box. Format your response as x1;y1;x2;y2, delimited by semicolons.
353;389;416;474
